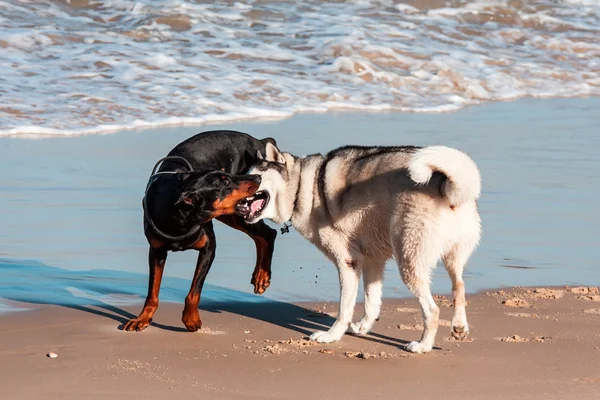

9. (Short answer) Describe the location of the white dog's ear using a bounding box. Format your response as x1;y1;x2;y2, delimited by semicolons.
265;142;285;165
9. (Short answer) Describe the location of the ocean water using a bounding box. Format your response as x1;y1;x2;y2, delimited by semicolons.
1;98;599;315
1;0;600;137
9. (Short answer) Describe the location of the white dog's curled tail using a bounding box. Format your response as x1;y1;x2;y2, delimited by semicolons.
408;146;481;207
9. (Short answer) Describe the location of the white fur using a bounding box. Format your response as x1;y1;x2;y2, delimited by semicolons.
264;142;286;165
408;145;481;207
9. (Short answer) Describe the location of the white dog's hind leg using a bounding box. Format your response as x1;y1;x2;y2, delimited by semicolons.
350;259;384;335
395;251;440;354
443;240;477;340
310;258;361;343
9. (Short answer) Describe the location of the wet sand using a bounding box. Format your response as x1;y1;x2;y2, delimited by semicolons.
1;286;599;399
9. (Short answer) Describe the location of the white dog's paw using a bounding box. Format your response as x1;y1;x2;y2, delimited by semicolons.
349;318;374;335
451;323;470;340
309;330;341;343
406;341;433;354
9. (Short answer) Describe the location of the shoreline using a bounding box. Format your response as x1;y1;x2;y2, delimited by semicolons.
1;285;599;399
3;95;599;139
0;283;592;318
2;255;599;317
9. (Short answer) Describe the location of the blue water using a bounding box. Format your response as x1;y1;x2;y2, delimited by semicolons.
1;98;599;314
0;258;274;315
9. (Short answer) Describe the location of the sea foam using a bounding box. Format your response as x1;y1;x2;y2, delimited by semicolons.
0;0;599;137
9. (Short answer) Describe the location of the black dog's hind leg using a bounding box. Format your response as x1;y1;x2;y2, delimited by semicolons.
182;223;217;332
217;215;277;295
124;246;168;331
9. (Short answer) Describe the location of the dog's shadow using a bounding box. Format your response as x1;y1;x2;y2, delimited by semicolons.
201;301;411;349
0;258;410;349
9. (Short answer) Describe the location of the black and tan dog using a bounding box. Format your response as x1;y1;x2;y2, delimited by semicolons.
124;130;278;332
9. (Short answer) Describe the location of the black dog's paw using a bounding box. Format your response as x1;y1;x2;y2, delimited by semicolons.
123;317;152;332
251;268;271;295
182;313;202;332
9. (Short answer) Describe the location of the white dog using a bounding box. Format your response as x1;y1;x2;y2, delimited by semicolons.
237;143;481;353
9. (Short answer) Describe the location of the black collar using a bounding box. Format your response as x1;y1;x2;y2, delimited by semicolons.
280;158;301;235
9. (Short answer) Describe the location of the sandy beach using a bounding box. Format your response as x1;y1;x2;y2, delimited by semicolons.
1;286;599;399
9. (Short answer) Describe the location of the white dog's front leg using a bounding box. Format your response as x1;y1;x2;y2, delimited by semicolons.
310;259;360;343
349;259;384;335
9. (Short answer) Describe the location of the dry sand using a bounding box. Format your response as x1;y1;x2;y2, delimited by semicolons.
1;286;599;400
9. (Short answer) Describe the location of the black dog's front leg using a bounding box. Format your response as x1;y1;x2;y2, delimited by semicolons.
217;216;277;294
248;221;277;295
124;246;168;331
181;227;217;331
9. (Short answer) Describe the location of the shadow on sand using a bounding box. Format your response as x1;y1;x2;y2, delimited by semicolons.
0;258;410;348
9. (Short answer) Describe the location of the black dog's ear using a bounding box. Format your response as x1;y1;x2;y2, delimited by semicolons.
176;192;204;207
256;150;264;160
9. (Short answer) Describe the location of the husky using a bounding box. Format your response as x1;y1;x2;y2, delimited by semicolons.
237;143;481;353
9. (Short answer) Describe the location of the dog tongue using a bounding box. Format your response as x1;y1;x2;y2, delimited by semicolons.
250;199;265;214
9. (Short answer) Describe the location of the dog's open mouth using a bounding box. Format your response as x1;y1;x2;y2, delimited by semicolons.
237;191;270;221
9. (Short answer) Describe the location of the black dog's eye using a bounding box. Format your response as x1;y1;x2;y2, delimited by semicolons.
220;175;229;183
218;175;232;186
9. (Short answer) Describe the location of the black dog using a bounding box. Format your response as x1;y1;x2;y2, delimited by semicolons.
124;130;278;332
